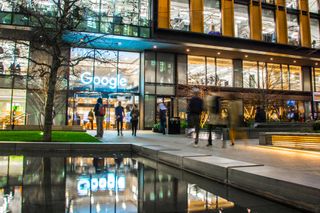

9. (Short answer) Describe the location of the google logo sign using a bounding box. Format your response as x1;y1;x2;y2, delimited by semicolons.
80;72;128;89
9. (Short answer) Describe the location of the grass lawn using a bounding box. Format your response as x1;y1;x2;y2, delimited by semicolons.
0;131;100;142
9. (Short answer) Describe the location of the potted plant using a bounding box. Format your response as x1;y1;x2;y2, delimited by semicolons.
152;123;160;133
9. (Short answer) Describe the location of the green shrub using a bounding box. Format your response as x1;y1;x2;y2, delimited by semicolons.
153;123;160;131
180;120;188;129
313;121;320;131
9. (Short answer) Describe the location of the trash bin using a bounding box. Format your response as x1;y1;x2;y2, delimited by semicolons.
168;117;180;134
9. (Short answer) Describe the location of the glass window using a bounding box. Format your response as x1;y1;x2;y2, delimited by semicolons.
315;68;320;91
75;0;100;32
267;63;282;90
118;51;140;92
31;0;58;16
262;0;275;4
0;89;13;127
216;58;233;87
311;18;320;48
145;52;156;83
0;40;29;76
140;0;150;26
243;61;258;88
287;13;300;46
157;53;175;84
94;50;117;92
289;65;302;91
262;9;276;43
177;54;187;84
309;0;319;13
207;57;216;86
286;0;299;9
259;62;267;89
0;1;13;24
144;95;155;128
69;48;95;91
234;4;250;39
170;0;190;31
115;0;139;26
187;56;206;85
204;0;221;35
282;65;289;90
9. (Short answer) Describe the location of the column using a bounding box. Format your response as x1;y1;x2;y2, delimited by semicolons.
250;0;262;40
222;0;234;36
190;0;204;32
299;0;311;47
158;0;170;29
276;0;288;44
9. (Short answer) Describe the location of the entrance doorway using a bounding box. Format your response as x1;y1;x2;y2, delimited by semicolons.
68;92;139;130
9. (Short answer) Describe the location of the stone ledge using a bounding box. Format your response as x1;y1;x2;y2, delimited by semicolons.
228;166;320;212
133;145;179;161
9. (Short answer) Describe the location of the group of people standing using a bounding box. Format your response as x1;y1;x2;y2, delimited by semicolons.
92;97;140;138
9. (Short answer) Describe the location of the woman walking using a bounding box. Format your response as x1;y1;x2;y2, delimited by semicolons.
130;104;139;136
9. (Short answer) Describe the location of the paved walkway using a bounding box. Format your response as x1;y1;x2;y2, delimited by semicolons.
87;130;320;177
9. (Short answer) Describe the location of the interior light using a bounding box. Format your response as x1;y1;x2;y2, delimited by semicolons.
153;45;157;49
217;52;221;55
293;60;296;63
270;57;273;61
186;48;190;52
315;62;318;66
245;55;248;58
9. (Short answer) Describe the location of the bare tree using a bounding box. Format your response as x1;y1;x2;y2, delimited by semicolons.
1;0;111;141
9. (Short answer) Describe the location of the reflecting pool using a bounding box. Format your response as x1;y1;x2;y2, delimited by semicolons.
0;153;304;213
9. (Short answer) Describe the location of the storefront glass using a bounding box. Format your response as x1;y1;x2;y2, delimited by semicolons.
282;65;289;90
310;18;320;48
234;4;250;39
286;0;298;9
267;63;282;90
118;52;140;92
187;56;206;85
315;68;320;91
177;54;187;84
262;9;276;43
144;95;155;128
170;0;190;31
287;13;300;46
289;65;302;91
309;0;319;13
207;57;216;86
157;53;175;84
243;61;258;88
258;62;267;89
203;0;221;35
216;58;233;87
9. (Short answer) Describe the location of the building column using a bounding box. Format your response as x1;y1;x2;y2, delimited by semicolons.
299;0;311;47
302;66;312;92
222;0;234;37
158;0;170;29
276;0;288;44
250;0;262;40
190;0;204;33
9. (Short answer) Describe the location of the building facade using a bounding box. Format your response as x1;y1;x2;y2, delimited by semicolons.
1;0;320;130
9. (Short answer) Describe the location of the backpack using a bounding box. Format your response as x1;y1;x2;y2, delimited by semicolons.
99;104;106;116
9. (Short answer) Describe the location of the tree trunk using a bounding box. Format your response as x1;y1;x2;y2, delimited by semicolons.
43;56;60;142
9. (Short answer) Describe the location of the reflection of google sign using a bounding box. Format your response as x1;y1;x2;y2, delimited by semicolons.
80;72;127;89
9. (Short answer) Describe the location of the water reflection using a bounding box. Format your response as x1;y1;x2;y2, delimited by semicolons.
0;154;303;213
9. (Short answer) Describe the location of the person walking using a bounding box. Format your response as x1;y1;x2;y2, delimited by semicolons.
130;104;139;136
115;101;125;136
188;88;203;147
228;96;241;146
254;106;266;127
205;94;222;147
88;109;94;130
159;100;167;135
93;98;105;138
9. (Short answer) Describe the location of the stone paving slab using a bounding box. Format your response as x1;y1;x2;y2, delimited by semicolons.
182;156;263;183
228;166;320;212
133;145;179;160
158;150;212;168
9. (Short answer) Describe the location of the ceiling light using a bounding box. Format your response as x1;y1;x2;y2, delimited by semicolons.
153;45;157;49
315;62;318;66
270;57;273;61
245;55;248;58
118;42;122;46
293;60;296;63
186;48;190;52
217;52;221;55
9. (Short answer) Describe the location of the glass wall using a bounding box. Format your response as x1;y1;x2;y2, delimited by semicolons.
286;0;299;9
216;58;233;87
157;53;175;84
70;48;140;93
289;65;302;91
309;0;319;13
314;68;320;91
170;0;190;31
287;13;300;45
262;9;276;43
282;65;290;90
311;18;320;48
259;62;267;89
203;0;221;35
243;61;258;88
206;57;216;86
234;4;250;39
187;56;206;85
267;63;282;90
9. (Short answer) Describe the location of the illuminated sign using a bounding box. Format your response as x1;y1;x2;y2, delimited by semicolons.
313;92;320;102
80;72;128;89
77;173;126;195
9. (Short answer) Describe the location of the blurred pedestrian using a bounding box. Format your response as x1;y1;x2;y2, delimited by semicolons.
188;88;203;147
254;106;266;127
94;98;105;138
130;104;139;136
159;100;167;135
205;94;222;146
228;96;241;146
115;101;125;136
88;109;94;130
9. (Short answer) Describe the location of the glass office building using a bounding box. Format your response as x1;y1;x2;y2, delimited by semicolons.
1;0;320;129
